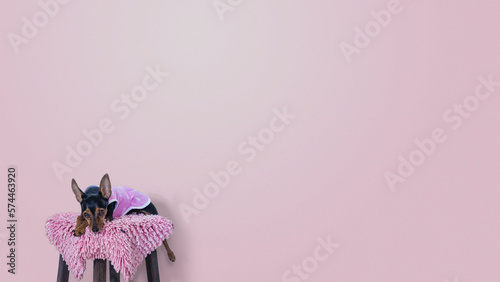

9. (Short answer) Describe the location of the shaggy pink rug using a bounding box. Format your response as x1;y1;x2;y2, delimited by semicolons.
46;213;173;281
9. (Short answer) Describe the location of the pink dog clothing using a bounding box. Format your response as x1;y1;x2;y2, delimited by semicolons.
108;186;151;218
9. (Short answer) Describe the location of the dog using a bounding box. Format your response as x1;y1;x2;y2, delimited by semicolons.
71;173;176;262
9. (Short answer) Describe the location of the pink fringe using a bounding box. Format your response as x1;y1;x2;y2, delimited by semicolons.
46;213;173;282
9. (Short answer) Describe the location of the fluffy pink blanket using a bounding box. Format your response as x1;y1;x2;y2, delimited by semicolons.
46;213;173;282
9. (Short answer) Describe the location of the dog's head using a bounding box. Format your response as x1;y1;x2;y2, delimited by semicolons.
71;174;112;233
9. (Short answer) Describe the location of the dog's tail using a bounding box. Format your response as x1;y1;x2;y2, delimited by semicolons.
162;239;176;262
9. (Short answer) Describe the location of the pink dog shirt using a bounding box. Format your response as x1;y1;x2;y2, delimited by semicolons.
108;186;151;218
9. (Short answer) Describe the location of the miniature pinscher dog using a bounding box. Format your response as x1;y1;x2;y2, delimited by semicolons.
71;173;176;262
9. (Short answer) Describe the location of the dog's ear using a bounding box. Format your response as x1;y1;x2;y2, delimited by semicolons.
71;179;84;203
99;173;112;199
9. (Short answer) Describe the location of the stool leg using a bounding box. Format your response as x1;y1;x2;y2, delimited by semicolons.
93;259;106;282
145;250;160;282
109;260;120;282
57;254;69;282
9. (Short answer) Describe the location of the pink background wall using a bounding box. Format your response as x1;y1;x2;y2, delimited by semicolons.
1;0;500;281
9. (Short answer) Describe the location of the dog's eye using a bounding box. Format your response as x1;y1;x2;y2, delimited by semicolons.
98;210;105;216
83;213;90;218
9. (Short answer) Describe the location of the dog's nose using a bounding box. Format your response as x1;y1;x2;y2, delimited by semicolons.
92;227;99;232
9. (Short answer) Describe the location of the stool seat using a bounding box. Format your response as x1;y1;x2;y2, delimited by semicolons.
46;213;173;282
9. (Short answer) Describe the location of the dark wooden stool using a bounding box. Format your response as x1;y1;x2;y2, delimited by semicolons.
56;250;160;282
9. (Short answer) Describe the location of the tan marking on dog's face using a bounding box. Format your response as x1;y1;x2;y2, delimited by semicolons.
82;207;93;227
82;207;108;232
94;207;107;231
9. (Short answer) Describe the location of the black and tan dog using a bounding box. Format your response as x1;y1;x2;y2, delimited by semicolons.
71;173;175;262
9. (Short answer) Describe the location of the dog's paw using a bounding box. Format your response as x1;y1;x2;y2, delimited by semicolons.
168;252;176;262
73;229;84;236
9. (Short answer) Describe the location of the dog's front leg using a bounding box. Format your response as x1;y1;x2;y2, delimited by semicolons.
73;215;88;236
